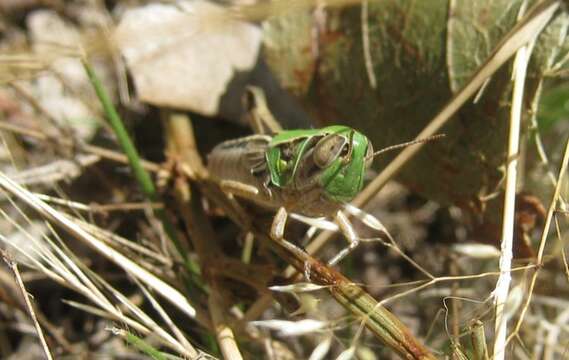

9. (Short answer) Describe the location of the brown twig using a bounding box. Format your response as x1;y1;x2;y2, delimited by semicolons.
248;221;436;360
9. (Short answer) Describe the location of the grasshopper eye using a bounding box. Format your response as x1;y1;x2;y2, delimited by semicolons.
313;134;348;168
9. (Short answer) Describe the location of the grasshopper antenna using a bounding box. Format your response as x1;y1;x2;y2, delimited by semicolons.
365;134;446;162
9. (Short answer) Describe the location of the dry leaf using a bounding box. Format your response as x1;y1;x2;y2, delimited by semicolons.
114;1;261;117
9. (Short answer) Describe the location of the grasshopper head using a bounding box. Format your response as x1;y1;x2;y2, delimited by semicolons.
315;126;373;203
265;126;439;205
265;126;373;203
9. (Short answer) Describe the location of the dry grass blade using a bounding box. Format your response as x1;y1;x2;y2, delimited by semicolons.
0;171;198;320
493;1;535;355
128;279;195;354
1;252;54;360
208;289;243;360
508;136;569;347
470;320;489;360
164;113;243;359
7;155;99;186
68;217;171;266
0;121;162;173
0;208;202;358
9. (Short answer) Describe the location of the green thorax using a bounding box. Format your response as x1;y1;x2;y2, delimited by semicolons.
265;125;371;203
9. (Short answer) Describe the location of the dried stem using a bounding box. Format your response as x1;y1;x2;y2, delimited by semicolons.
0;172;202;323
508;136;569;345
2;251;54;360
249;222;437;360
0;121;161;172
164;112;244;359
493;18;533;358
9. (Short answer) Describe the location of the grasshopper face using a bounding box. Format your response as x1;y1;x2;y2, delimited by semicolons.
316;127;373;203
265;126;373;204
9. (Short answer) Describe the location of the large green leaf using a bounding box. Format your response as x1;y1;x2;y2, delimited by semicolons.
263;0;568;208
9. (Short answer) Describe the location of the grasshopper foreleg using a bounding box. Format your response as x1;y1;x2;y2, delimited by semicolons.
271;207;288;241
217;179;258;232
219;182;298;259
219;180;259;198
219;180;289;242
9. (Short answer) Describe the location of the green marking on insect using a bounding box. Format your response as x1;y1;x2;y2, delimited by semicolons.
265;125;373;203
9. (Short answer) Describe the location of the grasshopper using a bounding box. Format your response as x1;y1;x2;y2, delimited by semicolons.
207;88;437;265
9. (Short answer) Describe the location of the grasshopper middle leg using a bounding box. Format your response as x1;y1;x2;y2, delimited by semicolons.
327;209;392;266
327;211;361;266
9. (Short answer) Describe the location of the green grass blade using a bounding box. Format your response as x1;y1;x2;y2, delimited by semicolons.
82;61;201;280
123;332;172;360
83;61;156;199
